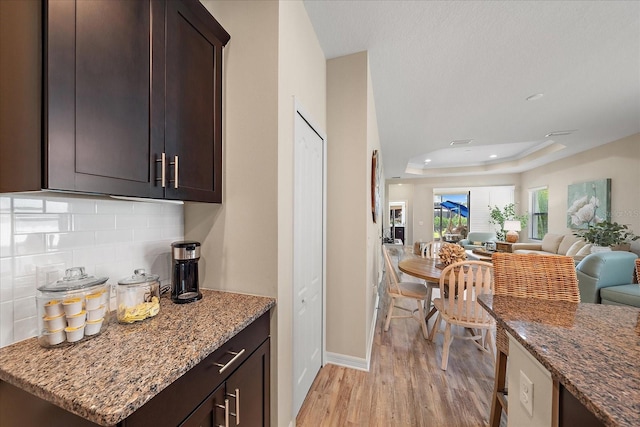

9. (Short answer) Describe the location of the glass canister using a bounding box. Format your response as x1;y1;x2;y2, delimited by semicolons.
36;267;110;348
116;269;161;324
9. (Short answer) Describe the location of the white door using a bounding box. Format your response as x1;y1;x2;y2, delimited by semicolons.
293;110;324;416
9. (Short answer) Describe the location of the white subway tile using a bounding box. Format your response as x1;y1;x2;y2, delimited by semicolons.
14;296;36;320
0;196;10;213
0;214;11;257
95;229;133;246
133;201;163;215
162;225;184;240
13;316;37;343
1;257;13;279
14;214;72;234
96;200;134;214
13;233;46;256
73;214;116;231
46;231;95;251
72;246;117;270
13;275;37;300
45;197;96;214
14;252;72;278
133;228;165;242
0;301;14;348
13;197;44;213
116;214;148;229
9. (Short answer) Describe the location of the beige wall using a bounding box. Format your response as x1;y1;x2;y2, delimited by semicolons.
188;1;326;426
277;0;327;424
365;61;382;360
327;51;380;360
519;133;640;253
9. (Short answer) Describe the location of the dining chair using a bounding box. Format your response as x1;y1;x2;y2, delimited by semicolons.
421;240;443;324
382;245;429;339
428;260;494;370
489;252;580;427
636;258;640;283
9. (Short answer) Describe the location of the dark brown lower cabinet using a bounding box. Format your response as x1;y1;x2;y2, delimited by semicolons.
181;339;270;427
0;313;270;427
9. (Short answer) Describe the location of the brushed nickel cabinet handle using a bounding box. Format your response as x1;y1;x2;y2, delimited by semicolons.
235;388;240;425
226;389;240;425
215;399;230;427
155;153;166;188
213;349;246;374
174;155;179;188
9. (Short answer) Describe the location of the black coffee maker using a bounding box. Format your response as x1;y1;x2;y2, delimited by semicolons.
171;241;202;303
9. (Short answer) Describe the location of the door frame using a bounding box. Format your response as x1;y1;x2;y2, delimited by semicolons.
292;99;327;416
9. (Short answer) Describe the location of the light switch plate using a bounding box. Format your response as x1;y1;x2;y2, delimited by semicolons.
520;370;534;417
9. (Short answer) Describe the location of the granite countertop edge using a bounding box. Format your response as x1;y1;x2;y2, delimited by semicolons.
0;289;276;426
477;294;639;427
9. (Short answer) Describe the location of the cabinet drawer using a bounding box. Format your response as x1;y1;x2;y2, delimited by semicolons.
122;312;269;427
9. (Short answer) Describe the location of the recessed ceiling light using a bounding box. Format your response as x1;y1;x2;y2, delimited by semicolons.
489;154;498;158
545;130;576;137
526;93;544;101
424;159;431;163
450;139;473;146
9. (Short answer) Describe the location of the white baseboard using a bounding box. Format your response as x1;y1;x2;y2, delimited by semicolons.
324;294;379;372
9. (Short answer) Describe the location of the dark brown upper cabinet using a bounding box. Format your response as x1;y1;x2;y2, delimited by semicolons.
0;0;229;203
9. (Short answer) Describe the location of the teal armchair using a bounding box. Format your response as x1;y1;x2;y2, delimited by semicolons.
458;232;497;250
575;251;638;305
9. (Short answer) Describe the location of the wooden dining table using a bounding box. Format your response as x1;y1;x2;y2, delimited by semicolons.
397;254;443;326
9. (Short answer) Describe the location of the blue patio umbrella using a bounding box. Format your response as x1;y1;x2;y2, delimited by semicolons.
440;200;469;218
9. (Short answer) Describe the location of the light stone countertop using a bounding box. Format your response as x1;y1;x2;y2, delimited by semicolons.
0;289;275;426
478;294;640;427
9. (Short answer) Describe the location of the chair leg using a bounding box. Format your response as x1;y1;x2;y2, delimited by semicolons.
429;312;441;341
383;295;395;332
416;299;428;339
424;282;433;311
490;349;508;427
440;322;452;370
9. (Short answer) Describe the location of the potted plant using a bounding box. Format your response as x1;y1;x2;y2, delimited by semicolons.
573;221;639;252
488;203;528;241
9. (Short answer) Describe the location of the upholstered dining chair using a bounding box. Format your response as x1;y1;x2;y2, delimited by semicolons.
489;253;580;427
382;245;429;339
428;260;494;370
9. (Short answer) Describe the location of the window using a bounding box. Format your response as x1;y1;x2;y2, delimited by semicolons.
529;187;548;240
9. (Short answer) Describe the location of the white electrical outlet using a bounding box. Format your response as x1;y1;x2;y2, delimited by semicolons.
520;370;534;417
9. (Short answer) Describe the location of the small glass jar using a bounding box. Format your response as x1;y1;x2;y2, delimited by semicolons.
36;267;110;348
116;269;161;324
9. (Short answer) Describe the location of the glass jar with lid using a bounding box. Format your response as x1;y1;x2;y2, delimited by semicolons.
116;269;161;324
36;267;110;348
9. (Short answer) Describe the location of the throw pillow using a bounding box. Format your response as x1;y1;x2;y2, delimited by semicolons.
472;241;482;245
576;243;592;257
557;235;581;255
541;233;564;254
565;240;587;257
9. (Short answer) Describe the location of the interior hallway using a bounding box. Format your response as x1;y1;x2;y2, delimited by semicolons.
297;253;502;426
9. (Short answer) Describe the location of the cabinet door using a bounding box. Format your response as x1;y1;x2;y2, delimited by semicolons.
225;339;271;427
179;384;226;427
46;0;164;198
165;0;229;203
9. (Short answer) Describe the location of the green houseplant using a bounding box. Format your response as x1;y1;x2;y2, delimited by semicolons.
488;203;528;241
573;221;639;249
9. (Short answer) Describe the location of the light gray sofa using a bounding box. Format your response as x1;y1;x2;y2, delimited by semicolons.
512;233;592;260
458;232;497;250
575;251;639;307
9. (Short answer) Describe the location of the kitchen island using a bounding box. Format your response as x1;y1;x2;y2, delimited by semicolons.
0;289;275;426
478;294;640;427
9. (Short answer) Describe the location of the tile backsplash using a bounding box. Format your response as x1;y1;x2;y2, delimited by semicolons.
0;193;184;347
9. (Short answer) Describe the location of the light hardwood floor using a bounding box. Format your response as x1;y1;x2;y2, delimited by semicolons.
296;274;503;427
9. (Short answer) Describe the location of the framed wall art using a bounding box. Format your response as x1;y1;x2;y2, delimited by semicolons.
371;150;380;223
567;178;611;229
